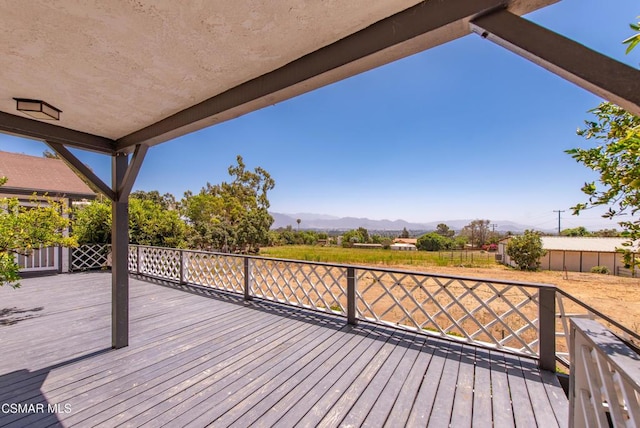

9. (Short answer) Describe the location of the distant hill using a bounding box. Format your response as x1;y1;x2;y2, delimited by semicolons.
270;212;544;233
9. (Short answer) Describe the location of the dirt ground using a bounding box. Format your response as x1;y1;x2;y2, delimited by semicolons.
389;263;640;335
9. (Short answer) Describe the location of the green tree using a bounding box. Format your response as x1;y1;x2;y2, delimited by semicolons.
130;190;176;210
567;17;640;243
506;230;546;271
460;219;490;248
561;226;592;237
623;16;640;54
435;223;455;238
341;227;370;247
0;177;76;287
453;235;469;249
182;156;275;253
73;194;186;247
128;198;186;247
566;103;640;241
73;199;112;244
593;228;620;237
417;232;454;251
400;227;410;239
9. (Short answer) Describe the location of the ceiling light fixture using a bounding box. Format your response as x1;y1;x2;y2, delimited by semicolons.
14;98;61;120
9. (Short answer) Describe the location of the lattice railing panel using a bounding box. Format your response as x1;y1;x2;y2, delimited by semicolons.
138;246;181;282
357;269;540;355
251;259;348;314
71;244;110;271
128;246;138;272
184;252;243;293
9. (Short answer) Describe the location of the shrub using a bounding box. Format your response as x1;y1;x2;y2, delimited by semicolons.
506;230;546;271
417;232;453;251
591;265;610;275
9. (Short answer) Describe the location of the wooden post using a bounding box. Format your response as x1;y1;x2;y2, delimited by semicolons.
112;153;129;349
136;245;141;275
179;250;185;284
347;267;357;325
538;287;556;371
244;257;253;301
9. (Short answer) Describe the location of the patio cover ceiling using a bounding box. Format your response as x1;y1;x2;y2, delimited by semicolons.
0;0;563;155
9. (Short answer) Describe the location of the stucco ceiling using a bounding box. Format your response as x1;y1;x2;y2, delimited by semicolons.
1;0;557;152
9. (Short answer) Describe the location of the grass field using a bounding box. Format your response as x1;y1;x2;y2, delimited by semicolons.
259;245;496;267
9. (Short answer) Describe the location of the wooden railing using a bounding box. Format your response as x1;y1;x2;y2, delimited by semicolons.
570;318;640;427
69;244;640;372
16;246;59;273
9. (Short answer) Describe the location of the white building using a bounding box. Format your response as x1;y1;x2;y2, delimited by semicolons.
498;236;637;275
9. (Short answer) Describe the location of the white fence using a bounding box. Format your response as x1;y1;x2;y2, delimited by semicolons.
70;244;110;272
570;318;640;427
15;247;59;273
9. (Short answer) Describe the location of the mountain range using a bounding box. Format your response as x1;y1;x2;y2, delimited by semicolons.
270;212;545;233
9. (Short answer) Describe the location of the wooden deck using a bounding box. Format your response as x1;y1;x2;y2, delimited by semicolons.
0;272;568;427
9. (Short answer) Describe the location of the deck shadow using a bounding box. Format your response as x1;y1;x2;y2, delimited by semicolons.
0;306;44;326
0;348;111;427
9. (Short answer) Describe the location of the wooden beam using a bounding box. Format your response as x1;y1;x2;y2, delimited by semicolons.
471;9;640;116
117;144;148;201
112;153;129;349
46;142;116;201
116;0;511;151
1;111;115;154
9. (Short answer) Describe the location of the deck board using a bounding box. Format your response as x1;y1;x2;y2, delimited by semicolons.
0;272;568;427
472;347;494;428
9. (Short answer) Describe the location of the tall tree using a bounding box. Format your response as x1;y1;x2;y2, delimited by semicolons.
567;103;640;241
182;156;275;253
460;219;490;248
0;177;76;287
400;227;410;239
435;223;455;238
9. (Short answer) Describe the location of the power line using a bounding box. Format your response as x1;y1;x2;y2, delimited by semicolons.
553;210;565;235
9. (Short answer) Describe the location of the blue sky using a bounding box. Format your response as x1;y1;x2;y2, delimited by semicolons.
1;0;638;230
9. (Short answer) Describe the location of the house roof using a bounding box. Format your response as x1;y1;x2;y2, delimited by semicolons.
394;238;418;245
0;151;95;199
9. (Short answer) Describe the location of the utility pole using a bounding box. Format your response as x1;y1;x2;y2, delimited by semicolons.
490;224;498;233
553;210;565;235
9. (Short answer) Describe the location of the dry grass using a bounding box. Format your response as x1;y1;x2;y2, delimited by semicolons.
389;263;640;335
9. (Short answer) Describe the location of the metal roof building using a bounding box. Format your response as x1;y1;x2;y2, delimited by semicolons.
498;236;638;276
